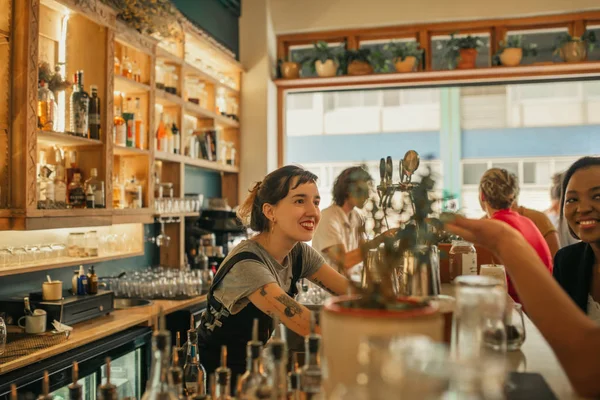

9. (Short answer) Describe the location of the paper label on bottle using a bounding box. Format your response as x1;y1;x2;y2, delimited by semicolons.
462;253;477;275
89;113;100;125
54;184;66;203
94;188;104;207
115;125;126;146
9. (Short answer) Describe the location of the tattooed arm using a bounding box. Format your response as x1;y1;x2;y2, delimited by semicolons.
248;282;319;336
308;264;349;296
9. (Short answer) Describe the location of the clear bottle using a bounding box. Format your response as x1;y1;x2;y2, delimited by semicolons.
142;310;178;400
449;240;477;282
300;313;323;398
156;61;166;90
85;184;95;209
125;176;143;209
215;88;227;116
85;232;99;258
268;318;287;400
39;165;55;203
122;55;133;80
37;371;53;400
88;85;101;140
98;358;118;400
38;80;57;131
237;319;267;399
68;173;86;209
135;97;145;149
184;316;206;396
54;165;68;206
133;60;141;83
112;176;125;209
215;347;232;400
70;71;90;137
114;56;121;76
287;353;301;400
85;168;105;209
114;106;127;147
68;361;83;400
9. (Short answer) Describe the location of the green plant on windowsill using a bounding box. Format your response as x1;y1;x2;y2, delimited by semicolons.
385;41;424;72
340;48;375;75
276;53;306;79
492;35;538;66
302;41;342;77
553;31;597;62
442;33;484;70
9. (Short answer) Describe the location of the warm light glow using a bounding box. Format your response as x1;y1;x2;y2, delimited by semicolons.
57;14;70;132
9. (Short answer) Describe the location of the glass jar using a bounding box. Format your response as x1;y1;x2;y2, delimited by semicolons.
155;61;165;90
84;230;99;257
449;240;477;282
125;177;143;209
38;80;57;131
67;233;85;258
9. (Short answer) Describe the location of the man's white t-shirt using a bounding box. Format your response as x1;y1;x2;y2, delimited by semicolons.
312;204;364;270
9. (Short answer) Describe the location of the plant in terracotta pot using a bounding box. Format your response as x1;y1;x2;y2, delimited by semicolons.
493;35;538;67
385;41;424;73
554;31;597;62
321;151;450;395
303;41;340;77
442;33;484;70
341;48;374;76
276;54;304;79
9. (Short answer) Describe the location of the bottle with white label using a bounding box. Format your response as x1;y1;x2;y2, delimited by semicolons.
449;240;477;282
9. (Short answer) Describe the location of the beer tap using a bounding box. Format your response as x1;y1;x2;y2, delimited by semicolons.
378;158;386;206
376;150;421;211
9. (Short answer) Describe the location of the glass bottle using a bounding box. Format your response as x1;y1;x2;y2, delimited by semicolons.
68;173;86;209
287;353;301;400
156;114;167;152
142;311;178;400
133;60;141;83
85;184;95;209
122;55;133;80
169;346;185;399
114;56;121;76
70;71;90;137
124;97;135;148
216;88;227;116
449;241;477;282
300;313;323;398
85;168;105;209
215;346;232;400
166;116;174;154
114;106;126;147
112;176;125;209
156;61;166;90
68;361;83;400
88;85;101;140
37;371;53;400
237;319;267;399
98;358;118;400
172;122;180;155
174;331;185;369
38;80;57;131
66;151;83;187
10;384;16;400
184;316;206;395
125;176;143;209
54;165;67;206
39;165;55;204
135;97;145;149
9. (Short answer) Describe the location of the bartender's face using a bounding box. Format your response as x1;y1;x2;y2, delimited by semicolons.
271;179;321;242
349;179;370;209
564;165;600;243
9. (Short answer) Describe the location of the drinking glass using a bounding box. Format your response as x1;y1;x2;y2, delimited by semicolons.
0;248;12;268
505;303;526;351
0;317;6;355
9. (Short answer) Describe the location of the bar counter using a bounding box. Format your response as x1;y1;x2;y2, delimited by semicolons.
0;295;207;375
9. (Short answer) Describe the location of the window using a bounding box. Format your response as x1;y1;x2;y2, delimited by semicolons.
585;25;600;61
431;33;490;70
463;163;488;185
506;28;568;65
289;43;344;78
288;93;314;110
359;38;418;73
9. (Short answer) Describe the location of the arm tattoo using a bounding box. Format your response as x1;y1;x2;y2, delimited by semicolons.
274;294;304;318
311;278;336;295
259;286;268;296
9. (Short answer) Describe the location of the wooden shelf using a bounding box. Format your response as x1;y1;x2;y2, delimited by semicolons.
184;102;240;128
113;145;151;156
28;208;112;218
183;62;239;94
0;249;144;277
37;131;103;147
156;46;184;65
155;151;239;173
156;90;184;107
155;212;199;218
113;208;154;224
274;62;600;91
114;75;151;94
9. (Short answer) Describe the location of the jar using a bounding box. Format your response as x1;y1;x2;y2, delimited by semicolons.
449;240;477;282
68;233;85;258
155;61;165;90
125;177;143;209
84;231;99;257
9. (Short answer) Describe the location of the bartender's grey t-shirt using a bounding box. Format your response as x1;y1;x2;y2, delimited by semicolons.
212;240;325;314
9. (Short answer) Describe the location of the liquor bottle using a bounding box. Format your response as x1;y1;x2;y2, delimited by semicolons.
69;361;83;400
88;85;101;140
169;346;185;399
125;176;142;209
267;318;287;400
85;185;95;209
54;165;67;206
287;353;301;400
122;55;133;80
183;315;206;396
114;106;126;147
37;371;53;400
68;173;86;209
174;332;185;369
97;358;118;400
123;97;135;148
134;98;144;149
214;346;232;400
66;151;83;187
70;71;90;137
156;114;167;152
38;80;57;131
112;176;125;209
114;56;121;76
166;117;174;154
142;309;178;400
172;123;180;155
133;61;142;83
85;168;105;209
10;384;17;400
300;312;323;398
88;265;98;295
237;319;267;399
39;166;55;204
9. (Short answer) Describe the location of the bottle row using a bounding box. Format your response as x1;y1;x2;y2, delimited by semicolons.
113;96;146;150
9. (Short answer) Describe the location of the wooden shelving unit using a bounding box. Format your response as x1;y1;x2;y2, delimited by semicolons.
114;75;152;93
37;131;104;147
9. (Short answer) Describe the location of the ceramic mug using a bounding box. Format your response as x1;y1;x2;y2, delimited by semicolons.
42;281;63;301
18;311;47;334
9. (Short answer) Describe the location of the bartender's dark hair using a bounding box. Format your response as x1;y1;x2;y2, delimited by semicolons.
237;165;318;232
332;166;372;206
559;156;600;239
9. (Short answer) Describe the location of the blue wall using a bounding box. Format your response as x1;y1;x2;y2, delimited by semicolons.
286;131;440;164
184;166;222;199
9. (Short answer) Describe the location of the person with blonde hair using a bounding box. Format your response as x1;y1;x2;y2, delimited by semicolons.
479;168;553;303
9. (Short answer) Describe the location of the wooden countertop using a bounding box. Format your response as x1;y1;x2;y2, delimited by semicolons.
0;295;207;375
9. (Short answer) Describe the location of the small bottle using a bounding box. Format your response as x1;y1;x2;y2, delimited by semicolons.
122;55;133;80
237;319;267;398
125;176;142;209
112;176;125;209
39;166;55;204
123;97;135;148
66;151;83;188
70;71;90;137
85;184;95;209
215;346;232;400
37;371;53;400
85;168;105;209
174;331;185;369
97;358;118;400
268;318;287;400
68;173;86;209
114;106;126;147
72;270;79;294
10;384;17;400
88;265;98;294
38;80;57;131
184;315;206;396
287;353;301;400
156;114;167;152
77;265;87;295
88;85;101;140
169;347;185;399
69;361;83;400
135;97;144;149
300;313;323;398
54;165;67;206
172;123;180;155
449;240;478;281
133;60;142;83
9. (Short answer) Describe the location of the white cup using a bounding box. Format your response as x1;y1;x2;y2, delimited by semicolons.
18;311;47;334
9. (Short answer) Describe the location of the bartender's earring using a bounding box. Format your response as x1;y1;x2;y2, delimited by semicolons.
270;218;276;233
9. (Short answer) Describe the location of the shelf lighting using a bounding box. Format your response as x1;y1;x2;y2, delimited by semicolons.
57;13;70;133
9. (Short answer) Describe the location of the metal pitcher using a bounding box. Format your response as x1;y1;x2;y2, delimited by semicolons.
400;245;441;296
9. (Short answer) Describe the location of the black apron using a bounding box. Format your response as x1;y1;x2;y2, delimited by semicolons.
197;248;303;384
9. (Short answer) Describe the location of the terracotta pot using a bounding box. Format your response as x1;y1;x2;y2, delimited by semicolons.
280;61;300;79
347;60;373;75
457;48;478;69
321;295;443;395
560;40;588;62
499;47;523;67
394;56;417;73
315;59;338;77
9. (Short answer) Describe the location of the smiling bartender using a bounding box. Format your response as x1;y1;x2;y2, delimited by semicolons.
197;165;349;382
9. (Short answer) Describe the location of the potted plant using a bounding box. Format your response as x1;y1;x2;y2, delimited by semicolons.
385;41;424;72
304;41;340;77
442;33;483;70
277;54;302;79
340;48;374;76
554;31;597;62
320;151;446;395
493;35;538;67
